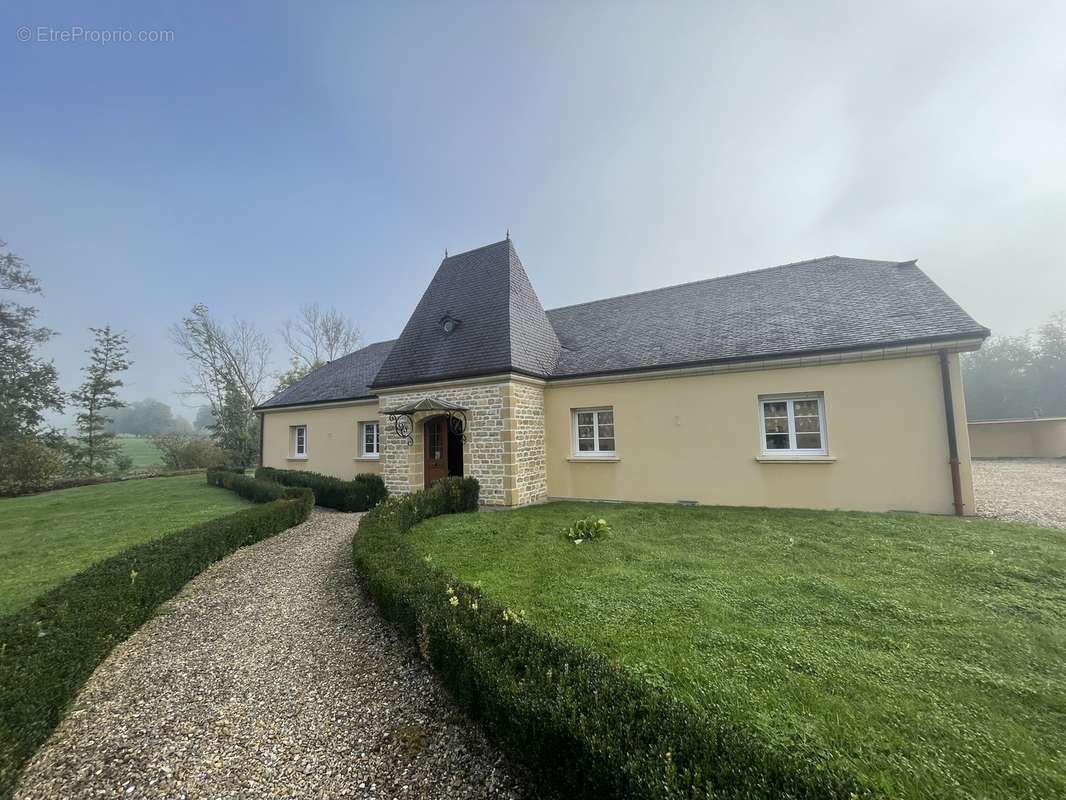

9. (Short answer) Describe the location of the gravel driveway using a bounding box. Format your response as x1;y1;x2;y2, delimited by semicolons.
972;458;1066;529
15;510;529;799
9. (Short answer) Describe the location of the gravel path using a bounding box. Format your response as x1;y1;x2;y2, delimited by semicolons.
972;458;1066;529
15;510;529;799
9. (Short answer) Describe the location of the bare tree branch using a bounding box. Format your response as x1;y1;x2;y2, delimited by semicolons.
280;303;362;369
170;304;272;415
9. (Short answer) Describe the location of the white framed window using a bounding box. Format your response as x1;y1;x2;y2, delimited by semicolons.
291;425;307;458
571;407;616;457
361;421;379;458
758;395;827;456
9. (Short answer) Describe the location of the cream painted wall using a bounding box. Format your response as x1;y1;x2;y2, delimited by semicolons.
544;353;976;515
260;402;382;479
968;418;1066;458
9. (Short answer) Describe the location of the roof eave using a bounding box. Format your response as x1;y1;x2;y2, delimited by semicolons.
547;331;990;383
369;365;551;391
254;393;379;412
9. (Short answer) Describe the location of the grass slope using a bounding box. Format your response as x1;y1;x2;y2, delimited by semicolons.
116;437;164;468
0;475;249;615
411;502;1066;799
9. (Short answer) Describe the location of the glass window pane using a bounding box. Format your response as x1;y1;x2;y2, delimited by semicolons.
764;417;789;434
765;434;790;450
795;415;820;433
796;433;822;449
598;409;613;424
577;412;594;426
578;438;594;451
598;438;615;452
597;423;614;438
793;400;819;416
763;402;787;418
578;425;594;438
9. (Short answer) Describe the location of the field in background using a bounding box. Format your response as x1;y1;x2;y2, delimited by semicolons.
116;437;164;468
0;475;250;615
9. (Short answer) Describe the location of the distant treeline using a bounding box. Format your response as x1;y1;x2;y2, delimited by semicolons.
962;310;1066;421
104;399;214;437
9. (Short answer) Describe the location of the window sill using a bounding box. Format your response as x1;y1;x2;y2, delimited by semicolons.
287;456;308;462
354;456;380;462
755;455;836;464
567;456;620;463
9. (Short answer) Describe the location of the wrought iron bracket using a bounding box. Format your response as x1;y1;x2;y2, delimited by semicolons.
446;409;468;443
387;412;414;446
385;408;467;448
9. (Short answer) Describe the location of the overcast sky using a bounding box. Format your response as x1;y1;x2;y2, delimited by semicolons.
3;1;1064;425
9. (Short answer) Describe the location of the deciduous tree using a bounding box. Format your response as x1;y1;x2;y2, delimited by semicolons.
281;303;361;369
963;309;1066;419
171;304;270;465
106;398;191;436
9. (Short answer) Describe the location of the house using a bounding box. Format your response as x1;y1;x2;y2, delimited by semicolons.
256;239;989;514
969;417;1066;458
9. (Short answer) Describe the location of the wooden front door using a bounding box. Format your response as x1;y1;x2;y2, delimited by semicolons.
423;416;449;487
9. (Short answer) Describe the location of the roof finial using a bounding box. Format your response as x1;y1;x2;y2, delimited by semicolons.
506;228;510;241
444;248;448;258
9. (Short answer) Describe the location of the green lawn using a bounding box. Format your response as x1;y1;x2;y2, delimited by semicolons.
0;475;250;615
411;502;1066;799
116;437;164;468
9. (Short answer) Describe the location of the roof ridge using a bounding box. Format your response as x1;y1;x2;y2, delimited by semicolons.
545;255;850;314
505;239;560;373
332;337;397;360
442;238;510;263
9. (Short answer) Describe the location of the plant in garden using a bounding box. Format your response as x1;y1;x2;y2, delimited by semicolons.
565;515;611;543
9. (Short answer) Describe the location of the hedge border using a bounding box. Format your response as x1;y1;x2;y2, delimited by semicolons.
0;473;313;798
1;468;208;499
352;485;876;800
255;466;387;512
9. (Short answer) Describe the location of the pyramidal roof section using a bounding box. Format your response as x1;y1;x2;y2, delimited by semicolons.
370;239;561;388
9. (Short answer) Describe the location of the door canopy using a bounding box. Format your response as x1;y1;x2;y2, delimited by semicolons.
380;398;468;447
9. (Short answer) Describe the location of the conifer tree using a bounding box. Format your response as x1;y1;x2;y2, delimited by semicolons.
68;326;131;475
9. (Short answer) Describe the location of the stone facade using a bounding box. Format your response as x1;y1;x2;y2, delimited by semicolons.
506;380;548;505
378;377;546;506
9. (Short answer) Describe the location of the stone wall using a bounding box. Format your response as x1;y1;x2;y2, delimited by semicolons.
505;380;547;505
380;382;507;505
379;378;547;506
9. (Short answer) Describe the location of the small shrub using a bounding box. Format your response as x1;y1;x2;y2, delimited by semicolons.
565;515;611;543
255;467;387;512
151;433;226;470
372;477;480;533
0;438;64;496
111;453;135;475
207;469;312;506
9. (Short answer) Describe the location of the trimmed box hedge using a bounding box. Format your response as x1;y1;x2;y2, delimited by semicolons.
352;481;873;800
0;474;313;798
2;468;208;499
255;466;387;512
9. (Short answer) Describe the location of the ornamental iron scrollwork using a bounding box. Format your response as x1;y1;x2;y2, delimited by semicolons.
383;402;468;447
388;412;414;446
447;409;468;443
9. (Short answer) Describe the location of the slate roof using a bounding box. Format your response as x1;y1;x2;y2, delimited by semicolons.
256;339;395;409
545;256;989;378
369;239;560;388
256;247;989;410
